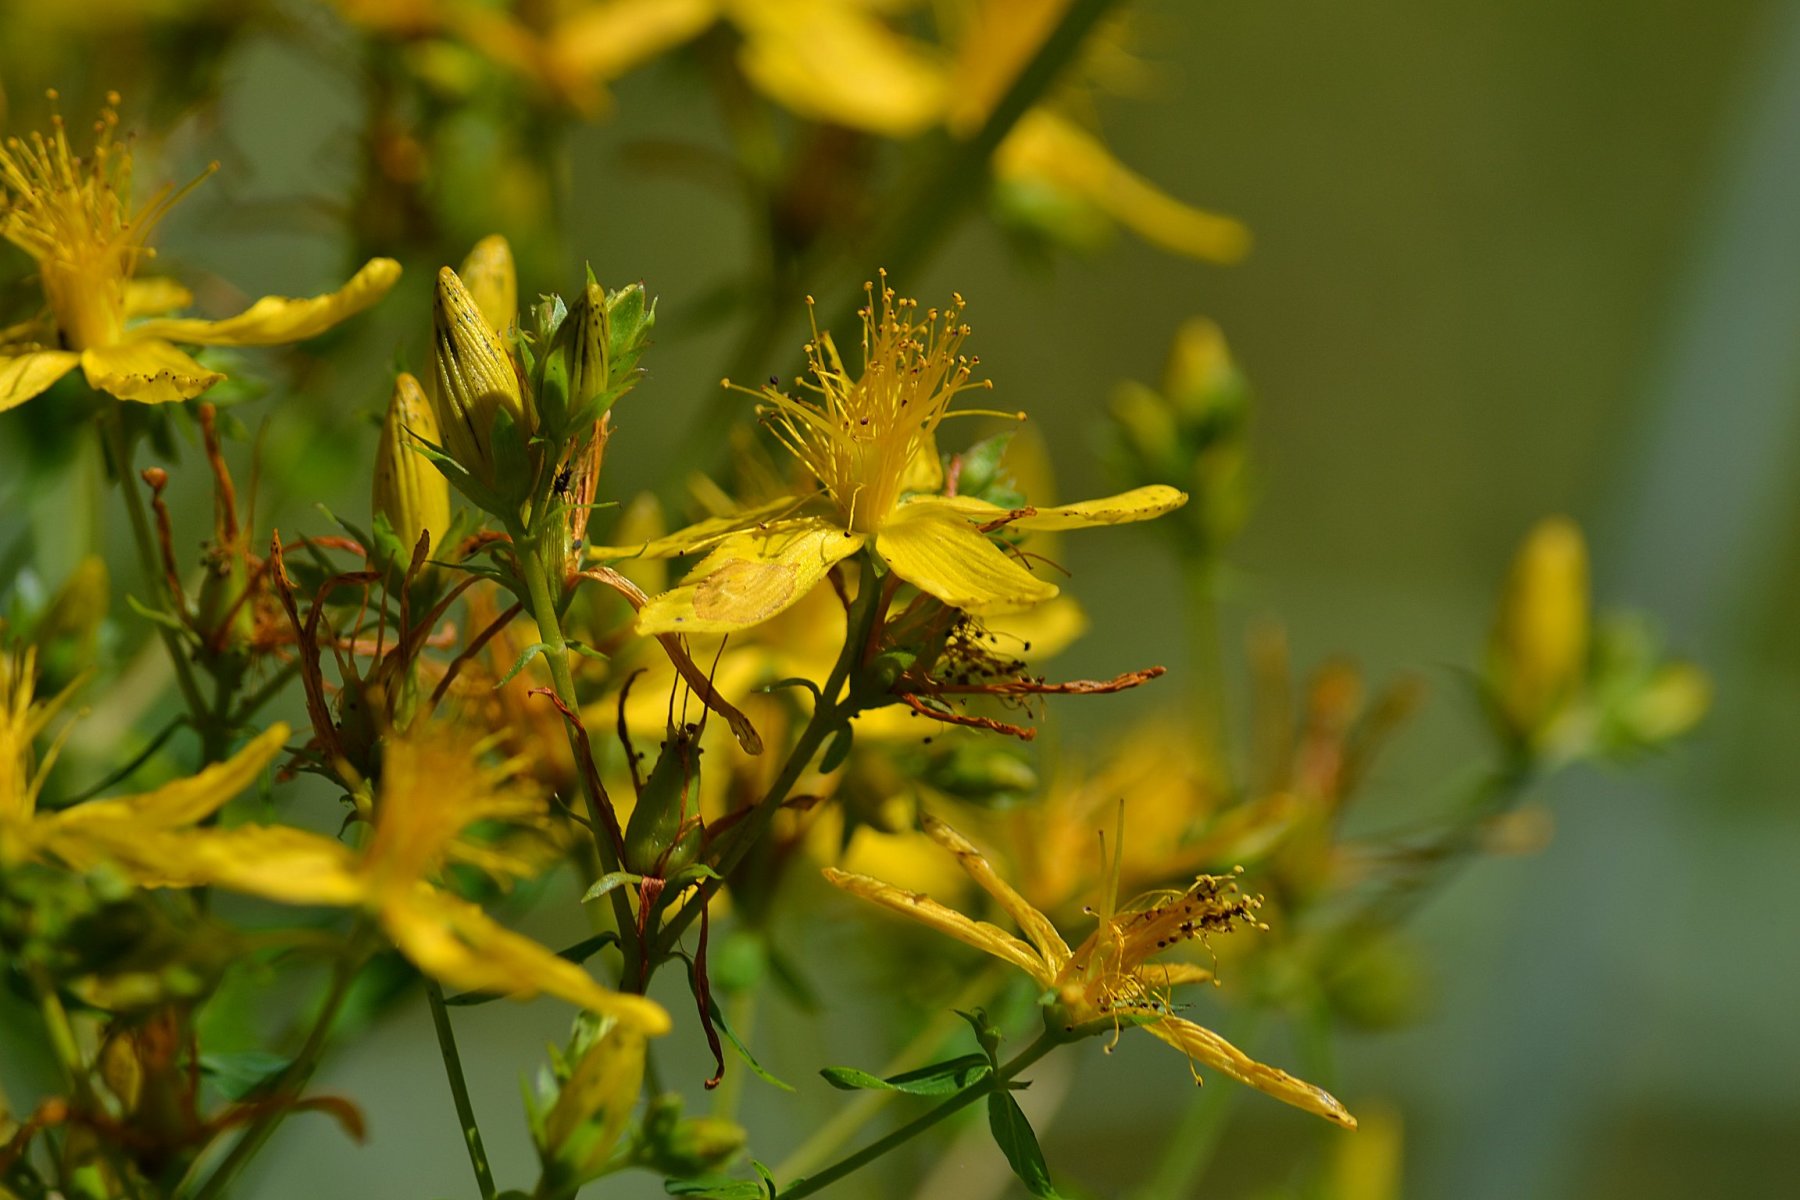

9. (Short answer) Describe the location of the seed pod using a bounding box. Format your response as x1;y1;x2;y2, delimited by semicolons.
373;372;451;557
623;726;704;876
458;235;517;336
431;266;527;487
1489;516;1589;740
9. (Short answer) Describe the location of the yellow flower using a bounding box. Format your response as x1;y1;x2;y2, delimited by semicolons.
0;642;290;875
0;96;399;410
947;2;1249;263
594;279;1185;634
143;724;670;1034
823;812;1355;1128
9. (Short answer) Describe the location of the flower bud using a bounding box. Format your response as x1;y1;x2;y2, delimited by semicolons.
1616;661;1710;746
638;1094;747;1178
431;265;528;488
373;372;451;558
565;281;610;416
1489;516;1589;742
458;235;517;335
623;726;704;877
532;1018;646;1191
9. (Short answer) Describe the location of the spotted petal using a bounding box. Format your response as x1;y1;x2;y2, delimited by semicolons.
1144;1016;1357;1129
874;502;1056;615
822;866;1049;983
129;258;401;347
589;494;804;561
636;517;864;635
80;338;222;404
909;485;1188;532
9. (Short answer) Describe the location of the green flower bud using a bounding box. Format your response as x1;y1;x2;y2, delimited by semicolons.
373;372;451;558
431;265;528;489
623;726;704;877
561;280;611;427
533;1017;646;1191
638;1094;746;1178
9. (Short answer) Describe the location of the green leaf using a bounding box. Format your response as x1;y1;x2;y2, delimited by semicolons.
820;1054;991;1096
495;641;553;689
582;871;643;903
818;724;854;773
986;1091;1062;1199
682;954;795;1093
198;1050;291;1100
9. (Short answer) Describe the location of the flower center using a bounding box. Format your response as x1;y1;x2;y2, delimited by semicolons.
0;94;201;351
757;276;987;534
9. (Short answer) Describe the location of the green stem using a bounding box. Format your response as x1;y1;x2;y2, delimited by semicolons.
1333;754;1537;944
186;936;368;1200
690;0;1127;456
99;408;211;734
653;560;884;959
426;979;498;1200
778;1032;1059;1200
511;523;642;972
773;965;1007;1181
850;0;1127;296
1181;552;1231;790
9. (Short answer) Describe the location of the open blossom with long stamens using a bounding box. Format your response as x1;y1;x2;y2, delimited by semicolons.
0;94;398;409
823;812;1357;1129
126;723;670;1034
591;277;1186;635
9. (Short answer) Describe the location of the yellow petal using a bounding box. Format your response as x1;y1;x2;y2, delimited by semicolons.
731;0;945;137
920;814;1070;970
553;0;718;82
1144;1016;1357;1129
128;258;401;347
0;349;79;412
874;504;1056;615
47;723;289;835
995;111;1251;264
821;866;1048;982
636;518;864;635
383;885;672;1034
80;338;223;404
589;495;806;561
123;277;194;318
908;485;1188;532
1131;962;1216;990
457;236;518;335
112;825;367;903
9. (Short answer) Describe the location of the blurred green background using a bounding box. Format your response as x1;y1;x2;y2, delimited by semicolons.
3;0;1796;1195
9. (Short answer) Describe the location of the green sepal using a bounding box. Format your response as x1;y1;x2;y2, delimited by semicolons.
956;1007;1003;1064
